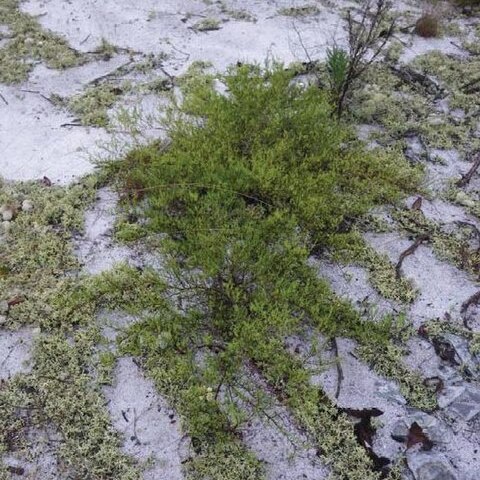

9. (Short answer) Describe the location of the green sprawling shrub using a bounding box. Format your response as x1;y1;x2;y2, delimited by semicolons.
111;63;421;479
118;64;418;250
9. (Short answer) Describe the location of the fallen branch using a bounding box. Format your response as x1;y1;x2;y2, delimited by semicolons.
291;21;323;87
80;33;91;45
395;235;429;279
388;64;443;97
0;92;8;105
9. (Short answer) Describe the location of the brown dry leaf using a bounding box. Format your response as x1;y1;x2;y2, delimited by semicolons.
406;422;433;450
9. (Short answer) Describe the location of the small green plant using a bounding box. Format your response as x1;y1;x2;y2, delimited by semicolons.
326;46;349;100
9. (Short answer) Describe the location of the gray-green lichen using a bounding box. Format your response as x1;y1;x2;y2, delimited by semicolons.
0;177;140;478
278;5;319;16
334;233;418;304
0;0;83;83
193;18;222;31
67;83;130;128
350;52;480;158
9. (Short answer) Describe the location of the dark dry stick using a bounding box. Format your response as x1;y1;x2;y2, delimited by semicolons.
291;21;323;86
456;153;480;188
0;92;8;105
60;122;83;128
395;235;429;279
80;33;91;45
87;60;133;86
332;337;344;399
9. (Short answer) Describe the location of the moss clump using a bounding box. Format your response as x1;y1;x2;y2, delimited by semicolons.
224;9;256;22
422;318;480;361
446;187;480;219
114;220;148;243
94;37;118;61
384;41;405;63
0;0;82;84
412;51;480;112
333;232;418;303
106;63;420;479
0;177;98;322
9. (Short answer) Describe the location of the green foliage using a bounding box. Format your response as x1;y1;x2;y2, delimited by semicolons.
114;220;147;242
120;64;418;248
326;46;349;98
0;0;82;83
110;63;420;479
